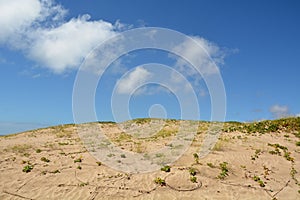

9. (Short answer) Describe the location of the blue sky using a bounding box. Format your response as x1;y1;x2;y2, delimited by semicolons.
0;0;300;134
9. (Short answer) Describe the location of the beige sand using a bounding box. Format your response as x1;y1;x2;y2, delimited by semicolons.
0;119;299;199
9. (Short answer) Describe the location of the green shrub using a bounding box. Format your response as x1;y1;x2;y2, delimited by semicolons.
253;175;260;181
217;162;229;179
154;177;166;186
193;153;199;163
189;168;197;176
74;158;82;163
161;165;171;172
258;180;265;187
23;165;33;173
296;141;300;146
190;176;197;183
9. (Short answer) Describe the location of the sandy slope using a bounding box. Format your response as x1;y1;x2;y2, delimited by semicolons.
0;119;299;200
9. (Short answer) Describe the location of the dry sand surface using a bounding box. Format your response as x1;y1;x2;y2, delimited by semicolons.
0;118;300;200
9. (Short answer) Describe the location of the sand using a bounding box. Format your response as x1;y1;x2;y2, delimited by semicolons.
0;119;299;199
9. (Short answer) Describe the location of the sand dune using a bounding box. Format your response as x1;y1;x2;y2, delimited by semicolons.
0;118;299;199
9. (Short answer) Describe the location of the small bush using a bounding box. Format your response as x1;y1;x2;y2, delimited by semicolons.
79;182;89;187
154;177;166;186
96;161;102;166
189;168;197;176
253;175;265;187
77;166;82;170
193;153;199;163
74;158;82;163
283;152;294;162
23;165;33;173
217;162;229;179
161;165;171;172
41;157;50;162
296;141;300;146
190;176;197;183
36;149;42;153
258;180;265;187
253;175;260;181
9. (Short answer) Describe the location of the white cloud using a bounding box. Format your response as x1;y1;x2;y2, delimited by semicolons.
116;67;152;94
172;36;225;77
0;0;119;73
28;15;116;73
269;104;290;118
296;113;300;117
0;0;41;42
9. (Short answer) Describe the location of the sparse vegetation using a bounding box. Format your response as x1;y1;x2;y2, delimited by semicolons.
217;162;229;179
193;153;199;163
58;142;69;145
161;165;171;172
114;132;132;143
154;177;166;186
96;161;102;166
74;157;82;163
268;143;294;162
296;141;300;146
23;165;33;173
223;117;300;134
107;153;115;158
251;149;262;160
50;170;60;174
120;154;126;158
133;118;151;124
6;144;32;154
79;182;89;187
190;176;197;183
36;149;42;153
207;163;215;168
41;157;50;162
253;175;265;187
77;166;82;170
189;168;197;176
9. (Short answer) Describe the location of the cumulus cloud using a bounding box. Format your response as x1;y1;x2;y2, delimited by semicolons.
116;67;152;94
269;104;290;119
0;0;119;73
28;15;117;73
0;0;42;42
172;36;225;77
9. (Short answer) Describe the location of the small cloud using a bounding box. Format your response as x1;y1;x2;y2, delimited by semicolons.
269;104;290;119
296;113;300;117
116;67;152;94
171;36;226;78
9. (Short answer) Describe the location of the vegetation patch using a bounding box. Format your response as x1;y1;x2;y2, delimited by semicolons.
253;175;265;187
154;177;166;186
217;162;229;180
41;157;50;162
23;165;33;173
190;176;197;183
189;167;197;176
161;165;171;172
